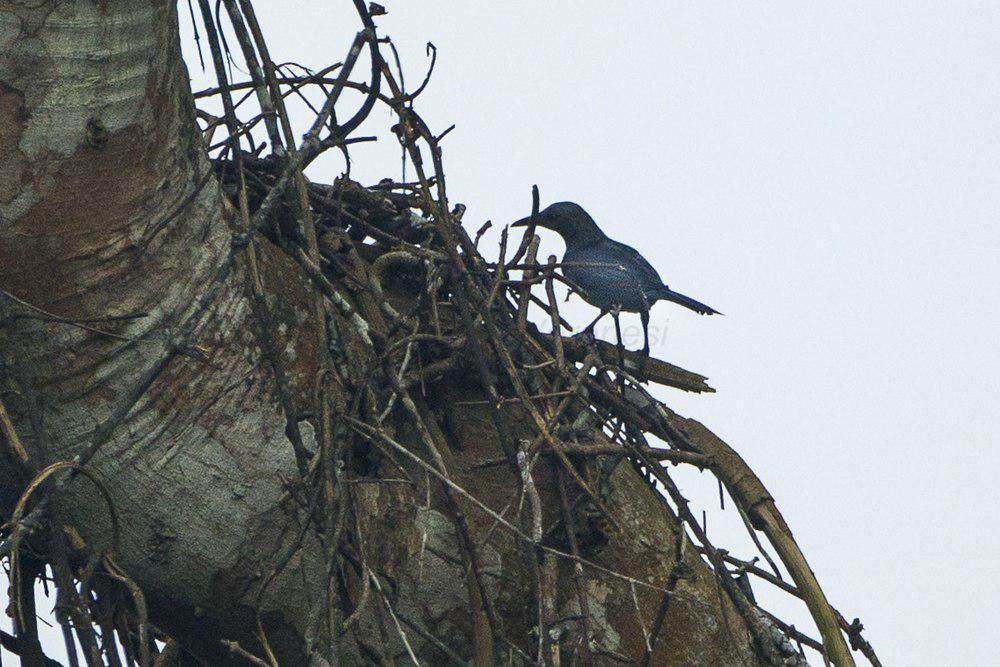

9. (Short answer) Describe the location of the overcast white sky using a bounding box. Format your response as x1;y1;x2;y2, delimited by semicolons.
5;2;998;664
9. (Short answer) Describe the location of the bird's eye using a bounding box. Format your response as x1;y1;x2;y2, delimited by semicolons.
545;213;556;221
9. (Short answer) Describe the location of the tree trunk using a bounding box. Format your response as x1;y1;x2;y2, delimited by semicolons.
1;2;771;664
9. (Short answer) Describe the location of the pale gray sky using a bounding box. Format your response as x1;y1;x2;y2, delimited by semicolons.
5;2;998;664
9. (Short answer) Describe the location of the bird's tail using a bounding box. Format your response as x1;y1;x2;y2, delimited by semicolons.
655;287;722;315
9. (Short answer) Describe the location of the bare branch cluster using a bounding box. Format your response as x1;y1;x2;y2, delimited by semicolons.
0;2;879;666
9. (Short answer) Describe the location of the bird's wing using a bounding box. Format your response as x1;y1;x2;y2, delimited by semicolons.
605;239;665;286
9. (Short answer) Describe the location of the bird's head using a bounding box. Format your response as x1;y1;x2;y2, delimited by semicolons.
512;202;604;245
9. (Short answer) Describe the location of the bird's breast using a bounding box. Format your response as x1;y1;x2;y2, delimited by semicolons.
562;253;650;312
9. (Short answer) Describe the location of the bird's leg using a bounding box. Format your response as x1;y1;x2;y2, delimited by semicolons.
582;308;609;334
611;306;625;368
636;309;651;379
575;308;609;345
641;307;651;355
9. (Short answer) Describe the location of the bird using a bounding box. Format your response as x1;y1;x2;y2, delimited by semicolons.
512;201;719;356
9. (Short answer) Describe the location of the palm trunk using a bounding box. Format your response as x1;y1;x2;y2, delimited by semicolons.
1;2;773;664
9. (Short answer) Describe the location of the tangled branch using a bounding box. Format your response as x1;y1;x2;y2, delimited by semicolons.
0;2;879;666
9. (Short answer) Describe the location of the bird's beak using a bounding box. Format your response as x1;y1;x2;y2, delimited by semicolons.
511;215;533;228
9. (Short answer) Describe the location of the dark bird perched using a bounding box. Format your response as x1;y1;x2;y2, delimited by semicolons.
513;201;719;355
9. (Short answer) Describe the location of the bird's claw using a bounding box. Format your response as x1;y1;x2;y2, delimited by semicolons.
636;351;650;379
573;327;598;345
